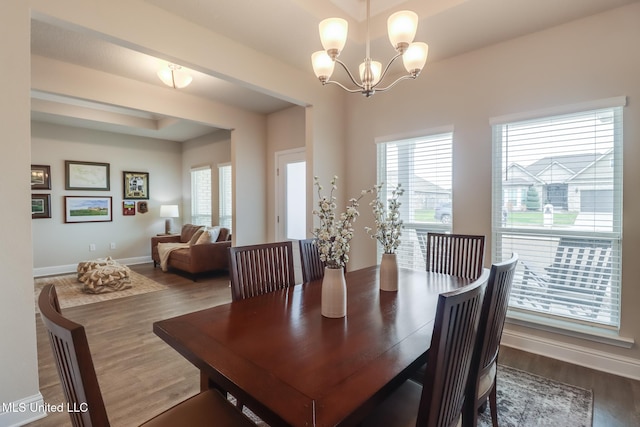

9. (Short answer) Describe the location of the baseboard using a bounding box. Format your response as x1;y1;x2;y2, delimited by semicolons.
501;329;640;381
33;256;151;278
0;393;46;427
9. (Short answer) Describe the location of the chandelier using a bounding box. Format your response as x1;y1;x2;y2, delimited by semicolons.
157;63;193;89
311;0;428;98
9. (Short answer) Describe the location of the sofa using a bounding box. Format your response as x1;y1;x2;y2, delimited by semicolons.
151;224;232;279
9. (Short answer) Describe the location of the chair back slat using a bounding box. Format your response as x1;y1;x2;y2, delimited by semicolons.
299;238;325;282
228;241;296;301
416;270;489;427
425;233;485;279
38;284;110;427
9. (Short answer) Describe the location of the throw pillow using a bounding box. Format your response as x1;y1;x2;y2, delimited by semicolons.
194;226;221;245
188;228;205;245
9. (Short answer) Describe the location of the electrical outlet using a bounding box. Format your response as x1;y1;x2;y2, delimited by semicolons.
110;242;116;250
89;244;96;251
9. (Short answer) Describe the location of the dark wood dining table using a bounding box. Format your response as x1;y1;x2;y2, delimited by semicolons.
153;265;477;427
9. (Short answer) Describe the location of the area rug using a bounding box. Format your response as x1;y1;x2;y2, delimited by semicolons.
478;364;593;427
34;270;167;310
233;364;592;427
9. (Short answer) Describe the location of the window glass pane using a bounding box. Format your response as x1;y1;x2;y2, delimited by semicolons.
191;167;211;226
493;105;622;328
378;132;453;270
286;161;306;240
219;164;232;231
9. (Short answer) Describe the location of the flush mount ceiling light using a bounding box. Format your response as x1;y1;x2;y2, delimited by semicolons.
157;63;193;89
311;0;428;98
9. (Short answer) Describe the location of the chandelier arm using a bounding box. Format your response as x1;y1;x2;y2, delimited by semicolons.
323;80;365;93
372;74;417;93
334;59;365;90
371;52;403;89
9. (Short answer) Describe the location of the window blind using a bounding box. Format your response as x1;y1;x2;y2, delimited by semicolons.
492;103;623;328
190;166;212;226
218;163;232;230
377;132;453;270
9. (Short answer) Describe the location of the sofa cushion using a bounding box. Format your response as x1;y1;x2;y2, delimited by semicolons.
180;224;205;243
218;227;231;242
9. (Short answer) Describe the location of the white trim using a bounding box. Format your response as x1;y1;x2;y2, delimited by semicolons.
33;256;151;277
274;148;306;241
490;96;627;125
375;125;455;145
506;311;633;348
0;393;46;427
190;164;211;172
501;329;640;381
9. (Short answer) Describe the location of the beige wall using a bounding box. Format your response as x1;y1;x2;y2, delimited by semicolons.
181;130;232;227
267;106;307;241
346;4;640;369
31;122;182;273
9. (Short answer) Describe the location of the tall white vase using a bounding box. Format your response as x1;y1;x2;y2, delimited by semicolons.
321;266;347;318
379;253;399;292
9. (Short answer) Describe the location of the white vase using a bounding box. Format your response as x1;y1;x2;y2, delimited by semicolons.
379;253;399;292
321;266;347;318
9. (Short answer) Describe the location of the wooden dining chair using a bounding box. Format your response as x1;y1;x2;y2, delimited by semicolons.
299;238;325;282
361;270;489;427
463;253;518;427
425;232;486;280
228;241;296;301
38;284;255;427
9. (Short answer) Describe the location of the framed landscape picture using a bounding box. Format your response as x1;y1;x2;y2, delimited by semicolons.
123;200;136;216
65;196;112;223
65;160;110;191
123;171;149;200
31;165;51;190
32;194;51;219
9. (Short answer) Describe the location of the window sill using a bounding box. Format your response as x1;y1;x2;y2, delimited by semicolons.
506;309;634;349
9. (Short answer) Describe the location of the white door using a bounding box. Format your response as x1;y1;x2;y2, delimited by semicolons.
276;149;306;241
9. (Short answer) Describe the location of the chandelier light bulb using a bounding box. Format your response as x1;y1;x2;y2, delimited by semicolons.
387;10;418;52
319;18;348;57
359;60;382;86
312;51;335;81
403;42;429;74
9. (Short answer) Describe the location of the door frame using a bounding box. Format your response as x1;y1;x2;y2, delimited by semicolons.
275;148;306;241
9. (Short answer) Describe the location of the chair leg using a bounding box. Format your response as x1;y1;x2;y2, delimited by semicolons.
489;378;499;427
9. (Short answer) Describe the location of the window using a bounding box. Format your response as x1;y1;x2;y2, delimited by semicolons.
377;131;453;270
190;166;212;226
492;98;624;329
219;163;232;230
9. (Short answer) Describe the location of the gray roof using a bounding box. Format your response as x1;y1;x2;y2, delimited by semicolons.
525;153;602;176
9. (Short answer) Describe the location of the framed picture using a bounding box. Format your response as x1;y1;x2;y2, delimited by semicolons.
31;165;51;190
65;160;110;191
64;196;112;223
32;194;51;219
137;201;148;214
123;171;149;200
123;200;136;216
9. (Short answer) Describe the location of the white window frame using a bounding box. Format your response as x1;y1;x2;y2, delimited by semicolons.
491;97;625;334
376;130;454;270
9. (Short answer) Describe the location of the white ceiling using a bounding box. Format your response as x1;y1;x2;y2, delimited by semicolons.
30;0;638;141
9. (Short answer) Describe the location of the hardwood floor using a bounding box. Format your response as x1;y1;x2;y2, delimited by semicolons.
27;263;639;427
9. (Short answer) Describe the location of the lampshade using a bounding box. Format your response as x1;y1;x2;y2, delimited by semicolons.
403;42;429;74
319;18;348;54
157;64;193;89
312;51;336;80
387;10;418;51
359;60;382;86
160;205;179;218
